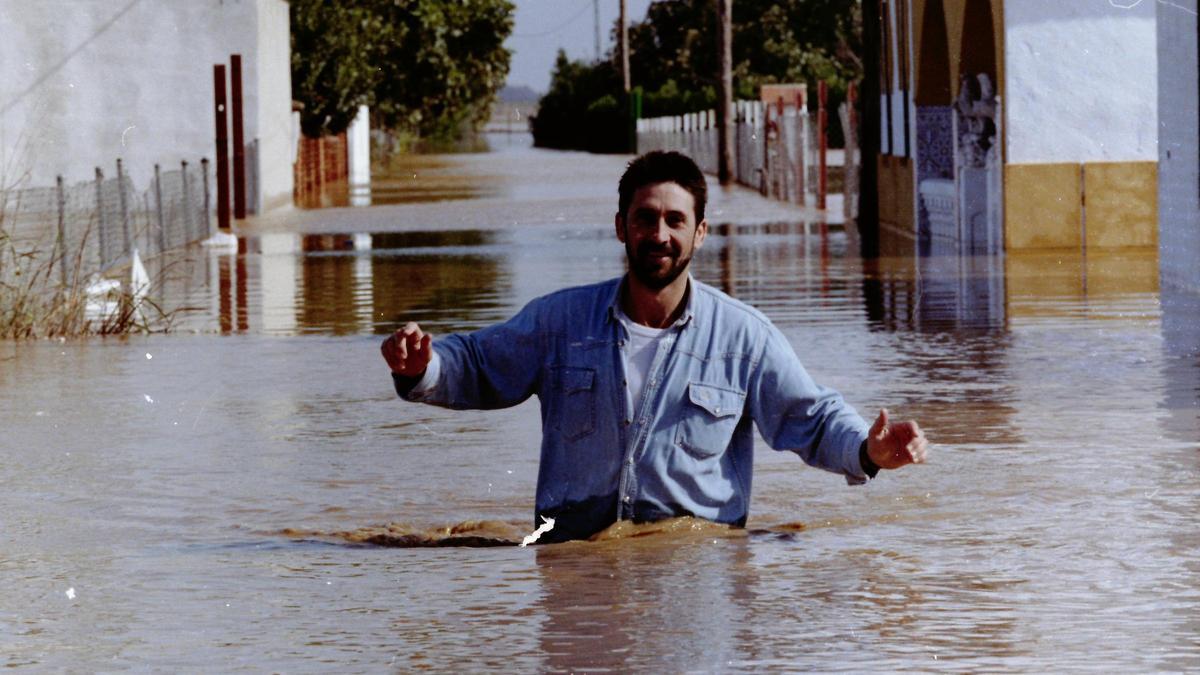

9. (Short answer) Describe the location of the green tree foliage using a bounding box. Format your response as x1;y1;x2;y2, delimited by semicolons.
533;0;861;150
291;2;387;138
530;51;626;152
290;0;514;140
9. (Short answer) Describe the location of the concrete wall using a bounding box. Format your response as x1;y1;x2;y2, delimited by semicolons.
0;0;292;212
1004;0;1157;164
1157;0;1200;291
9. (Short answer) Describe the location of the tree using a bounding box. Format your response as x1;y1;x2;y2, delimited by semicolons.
535;0;862;151
290;1;388;138
290;0;515;140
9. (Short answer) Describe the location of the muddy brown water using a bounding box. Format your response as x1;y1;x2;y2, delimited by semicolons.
3;146;1199;670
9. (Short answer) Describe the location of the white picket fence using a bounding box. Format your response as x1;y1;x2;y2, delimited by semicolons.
637;99;858;221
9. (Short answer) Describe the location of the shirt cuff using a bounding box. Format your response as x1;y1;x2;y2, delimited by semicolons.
391;351;440;399
858;439;880;479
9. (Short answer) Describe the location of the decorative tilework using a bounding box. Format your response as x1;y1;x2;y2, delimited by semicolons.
916;106;954;256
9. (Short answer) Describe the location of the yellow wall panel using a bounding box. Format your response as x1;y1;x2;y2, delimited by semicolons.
1004;163;1082;251
1085;249;1159;296
877;156;916;232
1084;162;1158;249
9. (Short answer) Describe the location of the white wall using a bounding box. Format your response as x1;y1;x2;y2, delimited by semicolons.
1004;0;1158;164
0;0;292;212
1157;0;1199;291
255;0;293;213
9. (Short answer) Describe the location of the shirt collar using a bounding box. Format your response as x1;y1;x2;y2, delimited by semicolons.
606;274;696;329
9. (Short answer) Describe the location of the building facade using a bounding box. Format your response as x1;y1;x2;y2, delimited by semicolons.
874;0;1163;258
0;0;294;214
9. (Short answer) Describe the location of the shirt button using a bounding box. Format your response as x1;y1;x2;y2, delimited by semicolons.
626;457;634;466
622;495;631;503
623;418;631;426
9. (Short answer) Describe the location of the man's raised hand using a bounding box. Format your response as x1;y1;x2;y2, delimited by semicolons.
382;322;433;377
866;408;928;470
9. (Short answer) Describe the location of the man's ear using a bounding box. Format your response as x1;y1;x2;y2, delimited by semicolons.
615;213;626;243
693;218;708;249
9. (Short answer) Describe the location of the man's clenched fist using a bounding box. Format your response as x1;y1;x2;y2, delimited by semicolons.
381;322;433;377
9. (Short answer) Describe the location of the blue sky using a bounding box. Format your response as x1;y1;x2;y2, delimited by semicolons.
504;0;655;94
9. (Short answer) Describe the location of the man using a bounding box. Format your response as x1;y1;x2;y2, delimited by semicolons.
382;151;928;543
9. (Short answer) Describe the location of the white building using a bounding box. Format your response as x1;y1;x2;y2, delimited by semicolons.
0;0;294;214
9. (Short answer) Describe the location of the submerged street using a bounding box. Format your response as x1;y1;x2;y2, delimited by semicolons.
2;139;1199;670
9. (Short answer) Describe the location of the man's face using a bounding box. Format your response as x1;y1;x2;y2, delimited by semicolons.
616;181;708;290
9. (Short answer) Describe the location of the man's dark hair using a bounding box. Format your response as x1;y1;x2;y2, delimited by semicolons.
617;151;708;223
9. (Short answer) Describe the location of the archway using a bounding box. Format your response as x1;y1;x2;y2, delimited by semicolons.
915;0;953;257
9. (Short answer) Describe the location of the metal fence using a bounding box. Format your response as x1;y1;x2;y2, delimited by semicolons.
1;158;212;286
637;98;859;217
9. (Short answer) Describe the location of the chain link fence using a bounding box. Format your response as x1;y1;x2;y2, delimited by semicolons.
1;159;212;288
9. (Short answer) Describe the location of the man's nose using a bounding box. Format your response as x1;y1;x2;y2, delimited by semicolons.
651;218;671;243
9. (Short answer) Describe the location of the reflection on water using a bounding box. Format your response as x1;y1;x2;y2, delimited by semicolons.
5;196;1200;669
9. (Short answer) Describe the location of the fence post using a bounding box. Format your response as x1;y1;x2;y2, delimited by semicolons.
94;167;108;270
116;158;131;258
181;160;192;243
818;81;828;211
153;164;166;253
202;157;212;240
56;175;68;286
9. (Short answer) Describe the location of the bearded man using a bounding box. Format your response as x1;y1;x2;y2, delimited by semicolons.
382;151;928;543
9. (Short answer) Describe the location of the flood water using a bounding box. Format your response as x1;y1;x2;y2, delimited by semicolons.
3;143;1199;671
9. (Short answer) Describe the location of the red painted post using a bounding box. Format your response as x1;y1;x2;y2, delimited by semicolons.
797;90;807;205
213;65;231;232
817;81;828;211
231;54;246;219
848;82;858;145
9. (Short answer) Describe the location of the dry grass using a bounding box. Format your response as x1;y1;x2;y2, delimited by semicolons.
0;208;180;340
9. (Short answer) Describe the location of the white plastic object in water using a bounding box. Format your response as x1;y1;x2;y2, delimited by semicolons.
201;231;239;248
130;249;150;303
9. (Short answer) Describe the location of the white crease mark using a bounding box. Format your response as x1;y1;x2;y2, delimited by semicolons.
143;394;154;404
121;125;136;147
65;587;76;600
1109;0;1197;14
520;516;556;547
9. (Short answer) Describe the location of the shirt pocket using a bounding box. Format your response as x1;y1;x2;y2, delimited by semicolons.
675;382;745;459
551;366;597;441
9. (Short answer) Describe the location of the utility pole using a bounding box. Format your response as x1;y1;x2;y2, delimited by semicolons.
594;0;601;61
619;0;630;92
716;0;733;185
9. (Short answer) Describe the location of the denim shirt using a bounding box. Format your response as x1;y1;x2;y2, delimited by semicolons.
399;275;871;542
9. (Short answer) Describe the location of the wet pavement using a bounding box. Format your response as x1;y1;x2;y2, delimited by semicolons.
2;138;1199;671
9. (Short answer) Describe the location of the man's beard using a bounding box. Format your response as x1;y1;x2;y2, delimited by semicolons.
625;239;693;290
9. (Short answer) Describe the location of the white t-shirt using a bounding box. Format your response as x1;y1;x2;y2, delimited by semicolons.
616;306;670;415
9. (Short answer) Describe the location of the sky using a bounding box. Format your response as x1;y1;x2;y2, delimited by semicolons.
504;0;655;94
